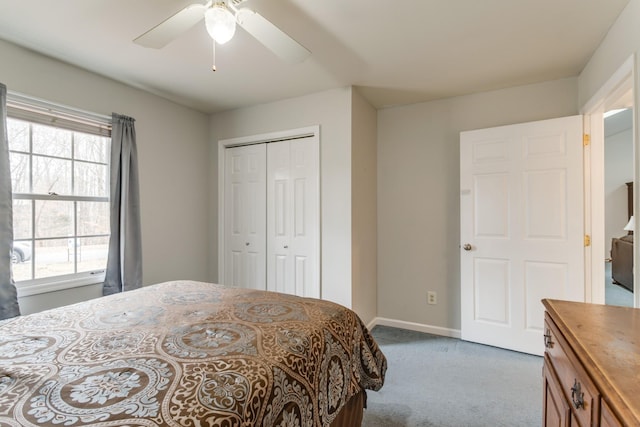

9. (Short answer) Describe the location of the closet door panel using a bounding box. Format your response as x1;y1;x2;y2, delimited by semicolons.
267;138;319;298
224;144;266;290
290;139;318;298
267;141;291;294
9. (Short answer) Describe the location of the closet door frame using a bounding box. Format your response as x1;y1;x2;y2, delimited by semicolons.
217;126;320;291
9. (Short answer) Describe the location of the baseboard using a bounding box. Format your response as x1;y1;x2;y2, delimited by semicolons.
367;317;461;339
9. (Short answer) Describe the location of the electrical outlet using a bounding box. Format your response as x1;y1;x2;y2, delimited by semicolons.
427;291;437;305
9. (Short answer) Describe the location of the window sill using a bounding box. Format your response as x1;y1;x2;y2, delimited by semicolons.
16;274;105;297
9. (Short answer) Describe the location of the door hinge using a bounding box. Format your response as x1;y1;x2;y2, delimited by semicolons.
583;134;590;146
584;235;591;247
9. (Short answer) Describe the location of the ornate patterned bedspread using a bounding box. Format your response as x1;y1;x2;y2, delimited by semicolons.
0;281;386;426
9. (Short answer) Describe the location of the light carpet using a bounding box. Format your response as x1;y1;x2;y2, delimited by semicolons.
363;326;542;427
604;262;633;307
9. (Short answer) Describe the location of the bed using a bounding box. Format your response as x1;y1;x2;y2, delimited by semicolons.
0;280;386;426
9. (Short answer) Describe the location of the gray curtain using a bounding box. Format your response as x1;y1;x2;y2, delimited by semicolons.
0;83;20;319
103;113;142;295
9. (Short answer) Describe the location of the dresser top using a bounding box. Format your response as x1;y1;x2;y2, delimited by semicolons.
543;299;640;424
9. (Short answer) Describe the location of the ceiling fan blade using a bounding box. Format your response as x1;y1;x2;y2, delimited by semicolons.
134;3;207;49
236;9;310;63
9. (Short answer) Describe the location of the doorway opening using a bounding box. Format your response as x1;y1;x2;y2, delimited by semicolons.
583;55;636;307
604;104;634;307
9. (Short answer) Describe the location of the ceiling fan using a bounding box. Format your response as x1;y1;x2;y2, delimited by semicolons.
133;0;310;64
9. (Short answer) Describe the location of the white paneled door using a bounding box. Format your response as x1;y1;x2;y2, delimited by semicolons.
460;116;584;356
224;144;267;290
267;138;319;298
222;134;319;298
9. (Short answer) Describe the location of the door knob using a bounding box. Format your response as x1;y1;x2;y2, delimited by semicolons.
463;243;472;251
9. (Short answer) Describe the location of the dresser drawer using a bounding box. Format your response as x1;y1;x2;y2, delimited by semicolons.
544;315;600;427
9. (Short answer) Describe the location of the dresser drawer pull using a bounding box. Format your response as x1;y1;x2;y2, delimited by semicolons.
543;330;553;348
571;379;584;409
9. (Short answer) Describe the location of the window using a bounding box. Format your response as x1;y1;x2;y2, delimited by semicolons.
7;95;111;294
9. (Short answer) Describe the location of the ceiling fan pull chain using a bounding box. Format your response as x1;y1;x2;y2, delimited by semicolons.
212;40;217;72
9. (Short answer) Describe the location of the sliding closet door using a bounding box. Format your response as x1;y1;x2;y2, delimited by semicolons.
223;144;266;290
267;138;319;298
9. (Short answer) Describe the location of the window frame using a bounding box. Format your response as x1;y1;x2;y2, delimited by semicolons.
6;93;112;297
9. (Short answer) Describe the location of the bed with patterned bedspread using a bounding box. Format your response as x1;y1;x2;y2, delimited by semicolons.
0;281;386;426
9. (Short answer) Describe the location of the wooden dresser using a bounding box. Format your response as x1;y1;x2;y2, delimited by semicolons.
542;299;640;426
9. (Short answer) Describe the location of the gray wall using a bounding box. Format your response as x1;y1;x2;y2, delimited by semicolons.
208;87;380;324
578;0;640;106
7;0;636;326
351;88;378;324
377;78;579;332
578;0;640;306
0;40;211;314
209;87;357;309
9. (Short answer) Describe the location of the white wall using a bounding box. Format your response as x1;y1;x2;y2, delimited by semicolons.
377;78;578;332
605;128;634;259
0;40;211;314
209;88;356;310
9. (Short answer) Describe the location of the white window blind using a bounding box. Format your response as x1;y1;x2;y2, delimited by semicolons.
7;93;111;137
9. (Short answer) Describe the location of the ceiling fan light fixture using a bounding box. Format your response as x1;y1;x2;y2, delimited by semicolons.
205;3;236;44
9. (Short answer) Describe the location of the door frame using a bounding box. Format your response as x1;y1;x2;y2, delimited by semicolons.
217;125;320;285
581;54;637;307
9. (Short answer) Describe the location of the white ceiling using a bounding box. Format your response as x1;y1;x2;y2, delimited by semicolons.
0;0;630;114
